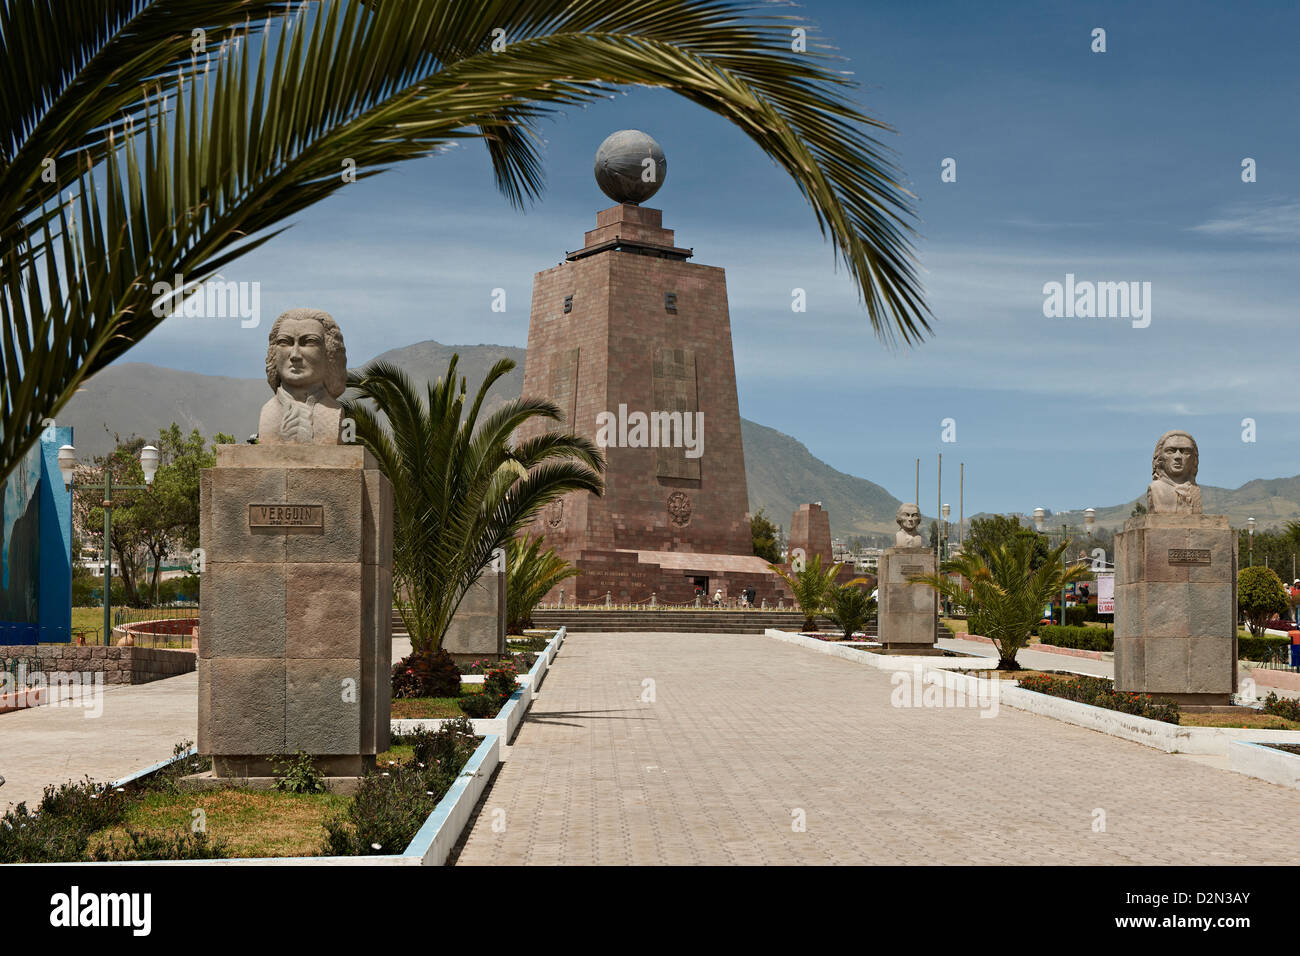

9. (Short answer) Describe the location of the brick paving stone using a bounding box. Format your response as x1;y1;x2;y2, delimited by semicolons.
455;632;1300;865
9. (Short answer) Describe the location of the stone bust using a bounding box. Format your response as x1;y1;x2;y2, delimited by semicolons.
257;308;347;445
894;503;925;547
1146;430;1202;514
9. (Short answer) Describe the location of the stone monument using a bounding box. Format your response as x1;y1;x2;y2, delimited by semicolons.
517;130;789;604
1114;431;1237;705
195;308;393;787
876;503;936;650
443;549;507;662
789;503;832;565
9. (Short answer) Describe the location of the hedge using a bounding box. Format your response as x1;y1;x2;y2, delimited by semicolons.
1038;625;1114;652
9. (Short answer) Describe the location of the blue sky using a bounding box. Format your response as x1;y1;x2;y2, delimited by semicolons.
124;0;1300;516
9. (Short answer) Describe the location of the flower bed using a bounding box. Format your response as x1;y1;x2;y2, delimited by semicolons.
0;723;494;864
1016;673;1179;723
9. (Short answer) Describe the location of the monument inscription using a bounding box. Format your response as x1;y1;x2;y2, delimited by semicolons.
248;503;324;529
1167;548;1211;565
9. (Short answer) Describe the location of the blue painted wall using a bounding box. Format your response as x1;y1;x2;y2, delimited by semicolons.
0;427;73;644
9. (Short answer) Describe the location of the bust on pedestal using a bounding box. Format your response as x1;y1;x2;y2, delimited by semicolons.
1114;431;1237;705
194;309;393;788
877;503;937;650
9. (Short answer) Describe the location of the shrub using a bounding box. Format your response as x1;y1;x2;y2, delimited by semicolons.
1262;692;1300;722
1238;634;1290;661
1037;625;1114;652
482;665;518;706
392;648;461;698
322;719;479;856
272;752;328;794
1017;673;1179;724
826;583;876;639
0;778;128;863
459;691;497;718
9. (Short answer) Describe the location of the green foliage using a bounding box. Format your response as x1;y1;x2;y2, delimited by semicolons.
392;648;462;699
965;515;1050;570
481;664;519;708
272;752;328;794
344;357;603;652
458;692;498;718
322;719;479;856
750;509;780;563
1237;566;1289;637
1037;625;1114;652
507;534;579;634
1017;674;1179;724
767;554;850;630
0;778;128;863
913;537;1092;669
1237;634;1290;662
826;584;876;639
1262;692;1300;722
3;0;931;511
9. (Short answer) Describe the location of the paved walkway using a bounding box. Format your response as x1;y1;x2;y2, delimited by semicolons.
456;631;1300;865
0;674;197;808
939;636;1115;676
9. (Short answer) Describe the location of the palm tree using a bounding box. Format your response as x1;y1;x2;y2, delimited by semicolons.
911;537;1092;670
507;533;579;635
341;356;602;653
826;583;876;640
1;0;931;485
768;554;848;631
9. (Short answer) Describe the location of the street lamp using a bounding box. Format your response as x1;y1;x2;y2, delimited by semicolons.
62;444;159;642
1248;516;1256;567
1084;508;1095;536
940;503;952;615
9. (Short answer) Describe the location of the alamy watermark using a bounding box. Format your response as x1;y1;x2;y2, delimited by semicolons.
1042;273;1151;328
1;665;103;718
151;273;261;328
594;405;704;459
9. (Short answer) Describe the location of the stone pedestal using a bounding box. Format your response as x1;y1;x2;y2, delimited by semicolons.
1114;514;1237;705
443;567;506;662
197;444;393;780
877;547;936;649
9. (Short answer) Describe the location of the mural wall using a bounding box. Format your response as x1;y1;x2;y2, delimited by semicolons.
0;427;73;644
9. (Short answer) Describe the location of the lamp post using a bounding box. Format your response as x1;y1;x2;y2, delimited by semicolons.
1246;516;1256;567
940;503;951;616
60;444;160;642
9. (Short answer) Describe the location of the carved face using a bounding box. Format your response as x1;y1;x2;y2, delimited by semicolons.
272;317;327;394
897;505;921;533
1160;439;1194;481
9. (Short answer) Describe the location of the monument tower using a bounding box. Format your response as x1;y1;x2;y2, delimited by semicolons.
519;130;785;603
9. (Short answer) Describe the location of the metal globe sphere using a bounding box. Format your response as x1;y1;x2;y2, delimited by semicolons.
594;130;667;204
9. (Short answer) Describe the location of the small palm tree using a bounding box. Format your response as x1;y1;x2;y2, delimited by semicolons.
507;534;579;635
768;555;847;631
826;583;877;640
342;356;603;653
911;537;1091;669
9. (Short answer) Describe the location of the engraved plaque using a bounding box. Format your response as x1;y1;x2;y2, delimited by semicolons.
901;565;926;575
1167;548;1211;566
248;503;324;529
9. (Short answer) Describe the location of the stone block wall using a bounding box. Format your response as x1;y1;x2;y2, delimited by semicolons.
0;644;195;684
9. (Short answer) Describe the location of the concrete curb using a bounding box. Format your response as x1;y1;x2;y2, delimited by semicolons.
1228;740;1300;789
